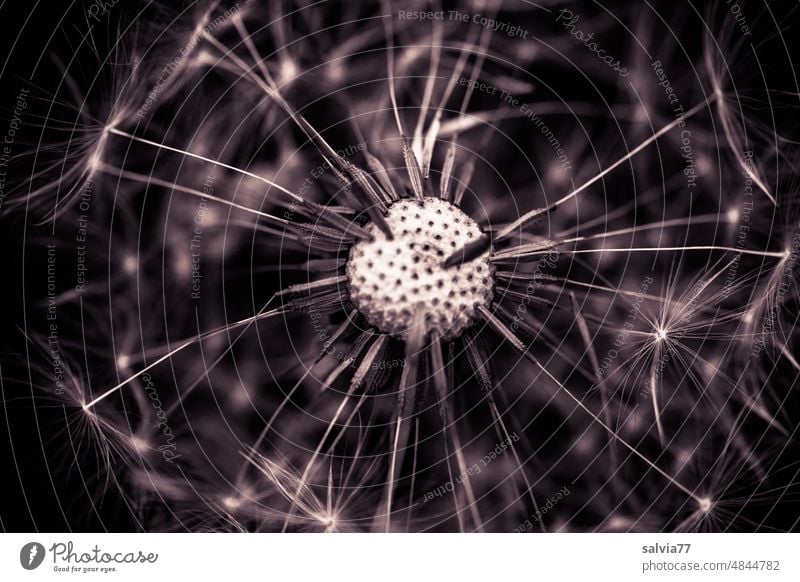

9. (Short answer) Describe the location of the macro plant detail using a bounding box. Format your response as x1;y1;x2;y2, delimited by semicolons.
2;0;799;535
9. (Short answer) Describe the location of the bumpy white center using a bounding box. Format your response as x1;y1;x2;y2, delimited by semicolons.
346;198;493;340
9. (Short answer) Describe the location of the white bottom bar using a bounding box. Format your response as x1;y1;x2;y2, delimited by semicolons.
2;533;797;581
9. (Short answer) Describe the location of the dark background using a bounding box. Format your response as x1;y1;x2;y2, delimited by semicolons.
1;0;799;532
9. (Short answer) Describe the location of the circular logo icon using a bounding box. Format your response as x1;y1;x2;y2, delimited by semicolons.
20;542;46;570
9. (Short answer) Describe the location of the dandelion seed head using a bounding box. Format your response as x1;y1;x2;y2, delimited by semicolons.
347;198;493;340
654;327;669;342
697;497;713;513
